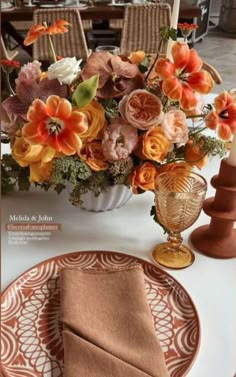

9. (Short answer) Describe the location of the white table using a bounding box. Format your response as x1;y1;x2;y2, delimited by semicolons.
1;151;236;377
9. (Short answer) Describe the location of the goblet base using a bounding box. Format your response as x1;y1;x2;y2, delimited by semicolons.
152;243;195;269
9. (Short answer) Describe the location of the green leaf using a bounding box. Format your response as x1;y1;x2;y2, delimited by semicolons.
72;75;99;108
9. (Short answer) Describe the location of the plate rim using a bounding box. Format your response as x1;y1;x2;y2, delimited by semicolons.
1;249;201;377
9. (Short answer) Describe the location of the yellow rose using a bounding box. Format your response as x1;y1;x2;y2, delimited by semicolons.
79;101;107;144
135;127;170;162
12;136;45;166
30;161;53;182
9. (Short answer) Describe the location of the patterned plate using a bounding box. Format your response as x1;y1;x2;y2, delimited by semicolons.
1;251;200;377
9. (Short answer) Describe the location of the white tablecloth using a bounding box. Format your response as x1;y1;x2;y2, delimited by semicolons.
1;152;236;377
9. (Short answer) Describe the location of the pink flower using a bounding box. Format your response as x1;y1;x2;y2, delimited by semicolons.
15;60;42;85
162;109;189;145
119;89;163;130
102;118;138;161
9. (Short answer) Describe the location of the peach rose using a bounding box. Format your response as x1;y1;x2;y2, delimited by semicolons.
184;140;208;169
128;51;146;65
162;109;189;145
80;141;109;172
135;127;170;162
79;101;107;144
119;89;163;130
130;162;158;193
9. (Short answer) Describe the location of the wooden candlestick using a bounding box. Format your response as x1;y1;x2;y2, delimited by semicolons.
190;158;236;258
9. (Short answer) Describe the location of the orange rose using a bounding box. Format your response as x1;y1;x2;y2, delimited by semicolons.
157;162;192;174
80;141;108;172
79;101;107;144
184;140;208;169
119;89;163;130
135;127;170;162
130;162;158;193
128;51;146;65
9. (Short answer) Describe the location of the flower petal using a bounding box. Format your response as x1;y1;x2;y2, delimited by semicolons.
187;71;214;94
155;58;175;79
162;76;182;101
184;49;202;73
180;84;198;111
172;42;190;70
27;99;47;122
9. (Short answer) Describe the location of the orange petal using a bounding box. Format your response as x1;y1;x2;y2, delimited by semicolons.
162;76;182;101
184;49;202;73
155;58;175;79
46;95;61;117
187;71;214;94
172;42;190;70
54;98;72;120
27;99;47;122
68;111;88;133
180;84;198;111
205;111;219;130
214;91;234;113
58;130;82;155
217;123;233;141
22;121;48;144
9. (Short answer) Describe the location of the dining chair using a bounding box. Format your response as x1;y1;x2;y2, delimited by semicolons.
120;3;171;55
33;8;90;61
1;35;19;60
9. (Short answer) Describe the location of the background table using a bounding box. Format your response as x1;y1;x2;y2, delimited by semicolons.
1;147;236;377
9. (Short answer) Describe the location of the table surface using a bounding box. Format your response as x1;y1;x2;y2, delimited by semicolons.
1;1;201;21
1;91;236;377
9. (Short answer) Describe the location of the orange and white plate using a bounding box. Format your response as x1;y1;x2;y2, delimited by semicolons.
1;250;200;377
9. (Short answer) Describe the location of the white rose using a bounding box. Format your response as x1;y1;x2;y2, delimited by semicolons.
48;57;82;85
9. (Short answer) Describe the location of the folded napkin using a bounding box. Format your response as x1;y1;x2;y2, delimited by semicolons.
60;265;169;377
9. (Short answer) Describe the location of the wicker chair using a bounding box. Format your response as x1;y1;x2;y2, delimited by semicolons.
33;8;90;61
120;3;171;55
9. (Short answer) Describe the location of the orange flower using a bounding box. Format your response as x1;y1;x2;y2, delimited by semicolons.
80;141;109;172
79;101;107;145
135;127;170;162
155;41;214;111
119;89;163;130
24;24;47;46
30;160;53;182
184;140;208;169
205;91;236;140
130;162;158;193
24;20;70;46
46;20;70;35
22;95;88;155
128;51;146;65
157;162;192;174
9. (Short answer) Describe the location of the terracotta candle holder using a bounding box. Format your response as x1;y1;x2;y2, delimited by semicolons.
190;158;236;258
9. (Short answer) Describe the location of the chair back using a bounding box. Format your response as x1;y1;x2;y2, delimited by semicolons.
1;36;18;60
33;8;89;61
120;3;171;55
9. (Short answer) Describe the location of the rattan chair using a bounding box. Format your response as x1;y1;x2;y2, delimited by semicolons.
33;8;90;61
120;3;171;55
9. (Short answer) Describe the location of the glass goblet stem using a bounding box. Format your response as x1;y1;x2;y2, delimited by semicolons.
167;231;183;252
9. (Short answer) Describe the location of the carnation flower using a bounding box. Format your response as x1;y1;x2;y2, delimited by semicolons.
48;57;82;85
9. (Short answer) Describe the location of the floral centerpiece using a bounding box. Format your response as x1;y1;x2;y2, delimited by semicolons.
1;21;235;212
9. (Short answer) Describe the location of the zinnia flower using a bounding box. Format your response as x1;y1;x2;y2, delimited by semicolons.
205;91;236;140
155;41;214;111
22;95;88;155
81;51;144;98
102;118;138;162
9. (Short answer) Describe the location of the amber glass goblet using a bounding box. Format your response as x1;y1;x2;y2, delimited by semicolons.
153;170;207;269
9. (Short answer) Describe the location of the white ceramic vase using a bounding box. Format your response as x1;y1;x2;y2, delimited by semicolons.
72;185;133;212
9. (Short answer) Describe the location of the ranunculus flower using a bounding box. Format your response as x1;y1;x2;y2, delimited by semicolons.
130;162;158;193
79;101;107;144
81;51;144;98
135;127;170;162
101;118;138;162
119;89;163;130
11;136;57;182
184;140;208;169
205;91;236;140
22;95;88;155
128;51;146;65
80;141;108;171
162;109;189;145
155;41;214;111
48;57;82;85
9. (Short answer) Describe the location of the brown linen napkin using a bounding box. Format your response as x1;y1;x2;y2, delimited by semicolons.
60;264;169;377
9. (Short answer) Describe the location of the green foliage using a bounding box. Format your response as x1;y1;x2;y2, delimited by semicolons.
160;26;178;42
108;157;134;185
51;156;92;185
1;154;31;194
72;75;99;108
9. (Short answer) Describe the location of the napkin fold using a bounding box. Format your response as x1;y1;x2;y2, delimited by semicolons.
60;265;169;377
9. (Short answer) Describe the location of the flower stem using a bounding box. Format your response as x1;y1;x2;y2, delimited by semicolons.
48;35;57;63
5;72;15;96
145;39;163;82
